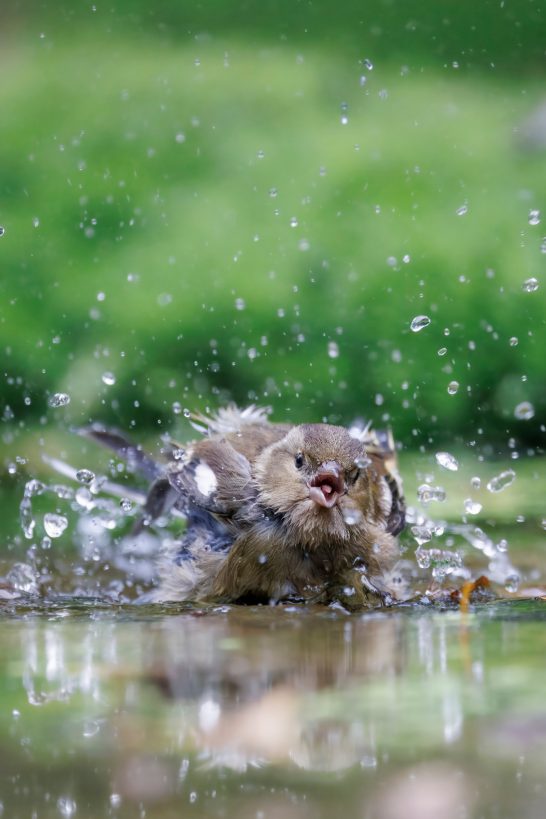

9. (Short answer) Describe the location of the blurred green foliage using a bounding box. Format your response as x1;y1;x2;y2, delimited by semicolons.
0;1;545;457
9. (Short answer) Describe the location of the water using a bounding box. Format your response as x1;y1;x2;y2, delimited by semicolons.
0;598;546;818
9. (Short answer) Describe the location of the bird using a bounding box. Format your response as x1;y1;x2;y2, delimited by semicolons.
84;405;406;609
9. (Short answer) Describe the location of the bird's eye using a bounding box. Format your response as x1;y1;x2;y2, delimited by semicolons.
295;452;304;469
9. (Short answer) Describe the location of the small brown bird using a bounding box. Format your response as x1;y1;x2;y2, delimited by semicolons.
86;405;406;608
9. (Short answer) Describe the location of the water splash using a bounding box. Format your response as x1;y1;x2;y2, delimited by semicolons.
410;315;431;333
48;392;71;408
435;452;459;472
486;470;515;493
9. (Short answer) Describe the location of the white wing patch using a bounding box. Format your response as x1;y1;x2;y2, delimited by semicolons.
195;462;217;497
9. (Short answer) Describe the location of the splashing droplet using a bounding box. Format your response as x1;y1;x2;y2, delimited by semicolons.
456;203;468;216
514;401;534;420
410;315;431;333
7;562;39;594
411;525;433;545
486;469;516;493
48;392;70;408
57;797;77;818
327;341;339;358
43;512;68;538
120;498;133;513
464;498;482;515
354;454;372;469
504;574;520;593
234;298;246;311
417;484;446;503
447;380;459;395
522;277;539;293
101;371;116;386
528;209;541;226
76;469;95;484
435;451;459;471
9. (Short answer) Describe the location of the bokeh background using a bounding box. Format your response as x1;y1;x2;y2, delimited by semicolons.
1;0;545;536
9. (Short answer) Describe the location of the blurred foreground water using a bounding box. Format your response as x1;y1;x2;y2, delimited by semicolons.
1;596;546;818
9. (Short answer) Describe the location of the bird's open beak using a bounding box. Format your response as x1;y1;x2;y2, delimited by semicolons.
308;461;345;508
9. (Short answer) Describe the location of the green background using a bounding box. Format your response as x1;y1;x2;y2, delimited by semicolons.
1;0;545;465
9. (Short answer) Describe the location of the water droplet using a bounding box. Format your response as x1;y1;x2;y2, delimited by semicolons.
447;380;459;395
19;497;35;539
464;498;482;515
183;408;191;418
496;538;509;552
417;484;446;503
32;216;40;228
504;574;520;593
415;548;462;578
354;454;372;469
120;498;133;513
101;371;116;386
528;209;541;226
540;237;546;254
43;512;68;538
456;203;468;216
175;132;186;143
234;297;246;310
24;479;46;498
7;562;39;594
110;794;122;808
0;226;5;237
509;336;518;347
411;525;433;545
48;392;71;408
410;315;431;333
327;341;339;358
435;451;459;471
514;401;534;420
172;447;186;461
290;216;298;228
362;57;374;70
437;347;447;356
522;277;539;292
486;469;516;493
76;469;95;484
57;796;77;818
470;476;481;489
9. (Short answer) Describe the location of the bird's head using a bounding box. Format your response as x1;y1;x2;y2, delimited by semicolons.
253;423;377;545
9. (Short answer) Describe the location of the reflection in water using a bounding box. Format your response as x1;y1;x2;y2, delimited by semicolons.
0;602;546;817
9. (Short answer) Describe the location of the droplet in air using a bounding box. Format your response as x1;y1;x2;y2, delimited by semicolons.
464;498;482;515
327;341;339;358
120;498;133;513
447;380;459;395
437;347;447;356
0;226;5;236
101;372;116;386
504;574;520;593
435;451;459;471
540;237;546;254
43;513;68;538
456;203;468;216
528;209;541;226
234;298;246;310
411;525;433;546
509;337;518;347
76;469;95;484
19;498;35;539
290;216;298;228
470;476;481;489
486;469;515;493
514;401;534;420
410;315;431;333
417;484;446;503
354;454;372;469
7;562;39;594
343;507;363;525
522;277;539;292
57;797;77;818
362;57;374;70
48;392;71;408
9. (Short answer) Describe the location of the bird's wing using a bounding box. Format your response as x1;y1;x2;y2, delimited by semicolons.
79;425;162;480
363;428;406;537
167;436;255;519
